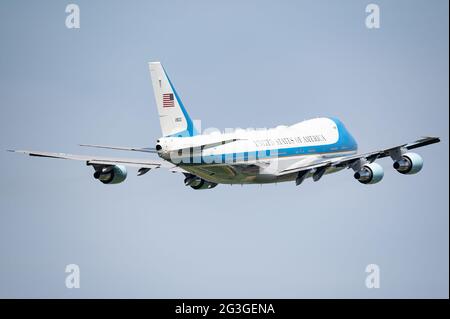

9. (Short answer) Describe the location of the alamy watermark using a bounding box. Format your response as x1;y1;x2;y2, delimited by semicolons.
65;264;80;289
365;4;380;29
65;4;80;29
365;264;380;289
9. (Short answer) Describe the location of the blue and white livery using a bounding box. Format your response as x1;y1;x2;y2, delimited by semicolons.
9;62;440;190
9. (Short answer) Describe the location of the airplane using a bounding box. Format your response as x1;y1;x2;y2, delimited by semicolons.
9;62;440;190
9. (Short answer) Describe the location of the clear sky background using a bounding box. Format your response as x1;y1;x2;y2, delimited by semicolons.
0;0;448;298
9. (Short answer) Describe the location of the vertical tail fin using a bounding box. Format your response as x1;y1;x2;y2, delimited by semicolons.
149;62;198;137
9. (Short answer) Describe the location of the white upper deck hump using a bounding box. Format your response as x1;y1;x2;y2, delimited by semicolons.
289;118;339;145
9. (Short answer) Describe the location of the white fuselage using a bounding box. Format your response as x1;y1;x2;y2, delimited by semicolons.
10;62;438;189
156;117;358;184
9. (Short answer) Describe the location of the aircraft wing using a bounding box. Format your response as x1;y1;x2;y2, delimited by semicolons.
79;139;243;153
79;144;157;153
8;149;185;173
278;136;440;178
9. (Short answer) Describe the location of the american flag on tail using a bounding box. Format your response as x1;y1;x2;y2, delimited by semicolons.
163;93;174;107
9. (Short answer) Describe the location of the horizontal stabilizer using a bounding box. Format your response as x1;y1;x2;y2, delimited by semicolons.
79;144;157;153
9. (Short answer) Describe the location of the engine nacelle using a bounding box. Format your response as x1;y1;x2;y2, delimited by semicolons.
393;152;423;175
192;180;218;190
184;175;217;190
354;162;384;184
93;165;127;184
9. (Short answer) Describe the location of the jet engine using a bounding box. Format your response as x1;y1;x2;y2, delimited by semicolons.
93;165;127;184
184;175;218;190
393;152;423;175
354;163;384;184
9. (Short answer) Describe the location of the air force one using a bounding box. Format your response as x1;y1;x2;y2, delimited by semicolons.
9;62;440;190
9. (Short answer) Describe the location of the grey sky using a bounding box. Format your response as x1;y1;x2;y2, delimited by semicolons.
0;0;448;298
